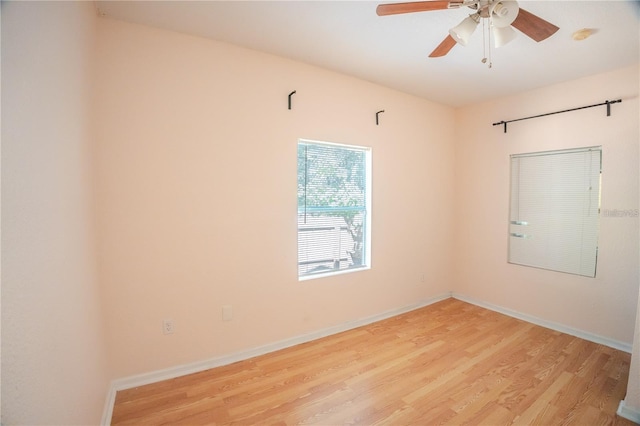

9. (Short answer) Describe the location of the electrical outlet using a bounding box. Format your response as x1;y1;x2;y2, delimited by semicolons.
163;319;175;335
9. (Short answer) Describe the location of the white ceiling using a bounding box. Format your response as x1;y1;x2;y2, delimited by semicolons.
95;0;640;107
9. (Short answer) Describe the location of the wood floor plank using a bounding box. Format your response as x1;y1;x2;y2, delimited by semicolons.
111;298;634;425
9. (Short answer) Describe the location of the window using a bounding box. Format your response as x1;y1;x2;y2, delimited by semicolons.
297;140;371;279
508;146;601;277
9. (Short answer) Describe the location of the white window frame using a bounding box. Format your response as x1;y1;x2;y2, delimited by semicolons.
297;139;372;281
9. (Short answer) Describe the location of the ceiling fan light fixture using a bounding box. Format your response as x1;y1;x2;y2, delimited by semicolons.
493;25;517;47
490;0;520;28
449;13;480;46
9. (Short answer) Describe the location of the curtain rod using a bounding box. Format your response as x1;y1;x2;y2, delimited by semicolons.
493;99;622;133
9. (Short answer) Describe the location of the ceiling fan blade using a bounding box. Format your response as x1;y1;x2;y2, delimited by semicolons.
376;1;452;16
511;8;559;42
429;34;457;57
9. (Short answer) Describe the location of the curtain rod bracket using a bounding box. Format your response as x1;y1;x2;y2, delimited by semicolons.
376;110;385;125
288;90;296;110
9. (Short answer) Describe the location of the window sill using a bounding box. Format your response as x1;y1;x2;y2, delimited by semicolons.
298;265;370;282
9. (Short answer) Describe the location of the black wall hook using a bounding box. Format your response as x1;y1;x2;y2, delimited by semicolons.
288;90;296;110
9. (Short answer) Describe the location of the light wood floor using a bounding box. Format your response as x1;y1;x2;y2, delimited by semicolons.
112;298;635;425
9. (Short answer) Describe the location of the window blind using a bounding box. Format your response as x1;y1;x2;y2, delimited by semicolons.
297;140;371;278
508;147;601;277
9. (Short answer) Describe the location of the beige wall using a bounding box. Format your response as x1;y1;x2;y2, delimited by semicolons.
622;113;640;414
1;1;110;424
624;291;640;412
94;18;456;378
453;65;640;345
2;2;639;422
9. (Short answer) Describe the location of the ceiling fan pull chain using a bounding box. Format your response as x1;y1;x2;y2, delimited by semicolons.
481;18;487;64
488;20;493;68
481;17;492;68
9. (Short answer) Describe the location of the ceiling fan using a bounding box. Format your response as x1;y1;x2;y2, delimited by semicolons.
376;0;559;58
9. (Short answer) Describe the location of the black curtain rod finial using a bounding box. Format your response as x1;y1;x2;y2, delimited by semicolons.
491;120;508;133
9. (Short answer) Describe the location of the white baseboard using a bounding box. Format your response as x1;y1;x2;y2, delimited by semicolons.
618;400;640;423
451;292;632;353
101;292;452;425
101;385;117;426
